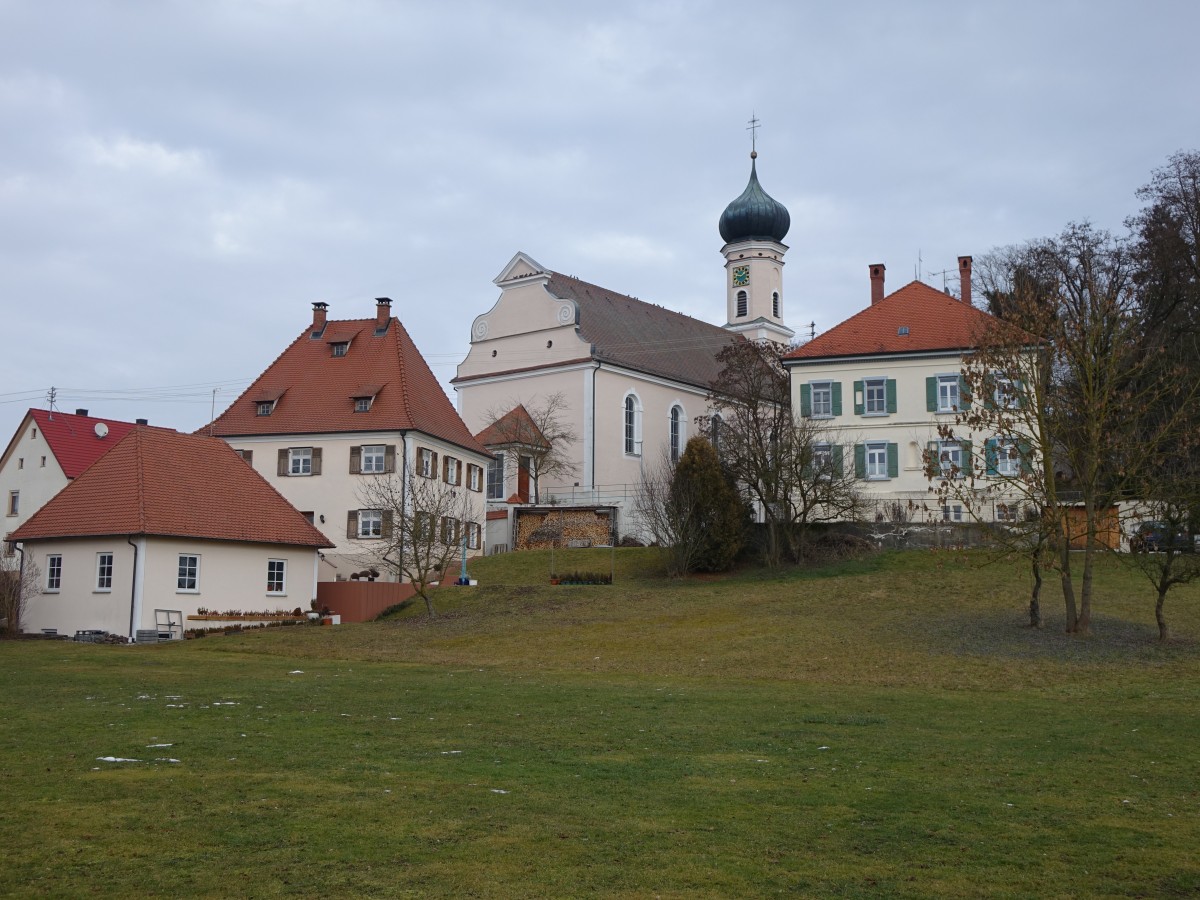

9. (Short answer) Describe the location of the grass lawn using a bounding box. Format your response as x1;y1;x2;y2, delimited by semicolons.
2;549;1199;897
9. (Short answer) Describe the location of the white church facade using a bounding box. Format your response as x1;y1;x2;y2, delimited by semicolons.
453;152;795;539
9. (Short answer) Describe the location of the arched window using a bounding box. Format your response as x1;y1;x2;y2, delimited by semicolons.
670;405;684;463
623;394;642;456
736;290;748;318
710;413;722;451
772;292;780;317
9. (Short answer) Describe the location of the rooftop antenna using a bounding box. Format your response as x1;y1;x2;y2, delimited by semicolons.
915;248;923;283
927;267;955;293
808;321;816;341
46;386;58;420
746;112;760;156
210;388;219;435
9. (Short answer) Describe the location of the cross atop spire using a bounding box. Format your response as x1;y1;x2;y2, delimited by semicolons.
746;112;760;156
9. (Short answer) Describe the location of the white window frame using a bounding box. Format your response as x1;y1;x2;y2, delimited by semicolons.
864;377;887;415
441;516;461;546
444;455;460;486
418;448;435;478
866;441;889;480
361;445;386;474
811;381;833;418
996;438;1020;477
623;393;642;457
669;405;685;463
95;552;113;592
6;491;17;517
353;396;372;413
941;503;964;522
177;554;200;593
937;374;960;413
813;442;833;479
358;510;383;539
467;463;483;492
331;341;349;357
938;440;963;478
994;376;1018;409
256;401;274;416
267;559;287;595
46;554;62;592
289;447;313;476
486;452;505;500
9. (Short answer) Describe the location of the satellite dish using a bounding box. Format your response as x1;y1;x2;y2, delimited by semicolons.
94;422;109;439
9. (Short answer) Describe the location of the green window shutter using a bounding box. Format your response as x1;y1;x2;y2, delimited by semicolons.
277;449;289;477
886;379;898;414
985;439;999;476
960;440;972;476
832;445;844;477
831;382;843;416
854;444;866;479
346;510;358;540
853;380;864;416
349;446;362;474
887;443;899;478
959;375;972;410
1018;438;1034;474
799;383;811;417
926;377;937;412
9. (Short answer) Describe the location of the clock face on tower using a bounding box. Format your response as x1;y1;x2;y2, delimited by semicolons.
732;266;750;287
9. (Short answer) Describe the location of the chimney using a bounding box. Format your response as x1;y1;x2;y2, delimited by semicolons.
375;297;392;333
870;264;886;305
75;408;89;417
135;418;148;426
958;256;973;305
311;301;328;334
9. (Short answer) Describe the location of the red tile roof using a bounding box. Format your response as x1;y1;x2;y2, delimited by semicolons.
474;405;550;450
784;281;1005;361
5;410;142;479
11;427;333;547
208;314;487;456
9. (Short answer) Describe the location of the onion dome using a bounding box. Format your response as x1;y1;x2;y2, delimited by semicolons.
718;152;790;243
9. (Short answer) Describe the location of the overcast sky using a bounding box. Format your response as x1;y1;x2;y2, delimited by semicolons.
2;0;1197;443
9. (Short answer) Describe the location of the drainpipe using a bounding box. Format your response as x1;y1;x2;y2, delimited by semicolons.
126;534;146;641
398;432;408;581
14;542;25;634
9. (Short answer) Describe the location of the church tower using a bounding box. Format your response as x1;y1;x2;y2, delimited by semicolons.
718;151;794;345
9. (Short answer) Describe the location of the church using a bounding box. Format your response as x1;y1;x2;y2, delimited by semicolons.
452;151;795;540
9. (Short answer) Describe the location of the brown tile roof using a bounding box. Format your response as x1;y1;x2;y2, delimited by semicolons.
10;428;333;547
208;314;487;456
474;405;550;450
2;410;143;479
547;273;740;390
784;280;1005;361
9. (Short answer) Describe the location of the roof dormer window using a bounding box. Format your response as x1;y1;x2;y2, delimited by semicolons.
354;397;372;413
331;342;349;358
256;401;274;416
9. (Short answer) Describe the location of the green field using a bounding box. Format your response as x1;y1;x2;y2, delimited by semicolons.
2;549;1199;898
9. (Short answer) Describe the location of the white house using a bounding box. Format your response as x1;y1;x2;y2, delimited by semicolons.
207;298;491;580
10;427;333;639
0;408;147;544
782;258;1033;523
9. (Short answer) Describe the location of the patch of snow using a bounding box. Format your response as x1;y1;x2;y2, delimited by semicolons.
288;670;304;675
441;750;463;755
96;757;141;763
155;758;181;763
146;743;173;748
817;746;830;751
490;789;509;794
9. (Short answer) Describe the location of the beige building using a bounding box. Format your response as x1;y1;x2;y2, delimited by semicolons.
10;428;332;639
782;259;1034;523
208;299;490;579
453;153;795;538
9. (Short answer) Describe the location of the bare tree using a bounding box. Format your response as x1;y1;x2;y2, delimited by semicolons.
0;549;39;637
1124;498;1200;641
480;393;579;504
355;472;479;617
705;340;864;567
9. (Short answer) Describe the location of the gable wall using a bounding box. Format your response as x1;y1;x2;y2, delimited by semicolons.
0;417;69;540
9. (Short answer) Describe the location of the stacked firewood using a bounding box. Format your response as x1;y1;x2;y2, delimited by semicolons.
516;510;613;550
